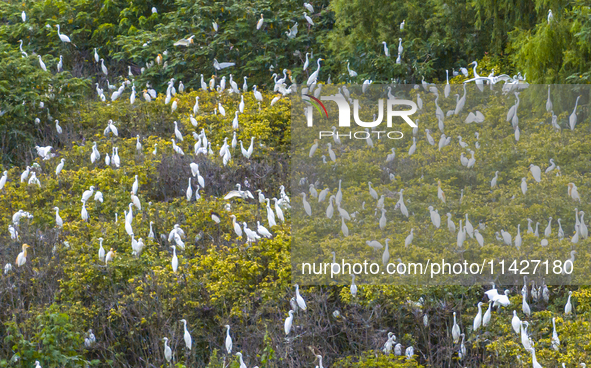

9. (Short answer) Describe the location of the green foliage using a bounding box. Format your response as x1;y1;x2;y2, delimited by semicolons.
2;304;92;368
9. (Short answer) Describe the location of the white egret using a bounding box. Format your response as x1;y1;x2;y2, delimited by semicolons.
304;12;314;26
520;322;532;351
482;302;492;327
253;85;263;101
171;246;178;272
552;317;560;350
511;310;521;334
346;61;357;78
53;207;63;228
301;193;312;216
295;284;307;311
452;312;461;343
428;206;441;228
97;238;105;262
284;310;294;335
528;347;542;368
257;221;272;238
56;25;74;45
38;55;47;71
521;178;527;195
437;180;446;203
179;319;192;351
350;274;357;297
100;59;108;75
307;58;323;86
405;228;414;247
569;95;581;130
382;238;390;266
529;164;542;183
444;70;450;97
522;290;531;316
473;302;483;332
163;337;172;362
565;291;573;315
186;178;193;201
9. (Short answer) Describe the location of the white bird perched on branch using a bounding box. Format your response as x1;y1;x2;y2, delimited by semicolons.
163;337;172;362
225;325;233;353
295;284;307;310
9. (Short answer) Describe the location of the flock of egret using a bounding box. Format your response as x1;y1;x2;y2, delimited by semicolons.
4;5;589;368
